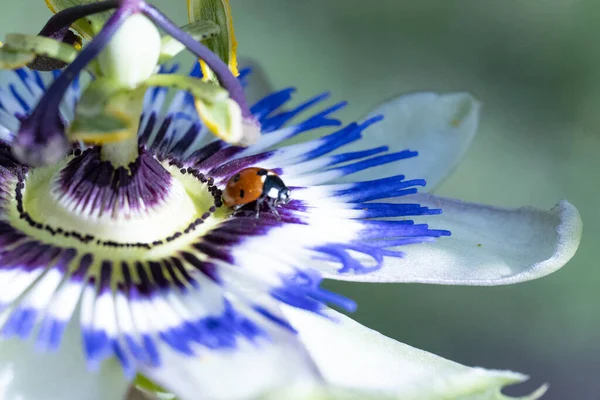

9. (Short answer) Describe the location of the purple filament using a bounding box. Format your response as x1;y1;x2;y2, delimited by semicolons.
140;3;254;122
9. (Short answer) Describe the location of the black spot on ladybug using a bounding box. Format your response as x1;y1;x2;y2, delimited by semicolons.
257;169;268;176
233;173;241;183
239;189;245;199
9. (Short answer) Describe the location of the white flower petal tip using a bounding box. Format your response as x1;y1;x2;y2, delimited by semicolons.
259;382;548;400
324;195;582;285
0;321;129;400
518;384;550;400
282;307;549;400
346;92;481;189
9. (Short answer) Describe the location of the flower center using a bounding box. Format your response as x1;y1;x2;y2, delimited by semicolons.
10;147;229;255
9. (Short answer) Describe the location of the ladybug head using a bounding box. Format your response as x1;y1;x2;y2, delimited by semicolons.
277;187;291;205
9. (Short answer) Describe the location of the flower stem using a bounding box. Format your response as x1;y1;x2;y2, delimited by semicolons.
101;135;140;167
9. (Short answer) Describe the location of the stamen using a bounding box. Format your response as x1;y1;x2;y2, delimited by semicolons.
140;4;255;126
27;30;81;71
12;6;133;166
30;1;117;71
37;1;119;40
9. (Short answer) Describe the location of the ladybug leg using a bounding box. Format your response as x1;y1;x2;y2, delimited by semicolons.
254;197;263;218
266;200;281;220
229;204;243;218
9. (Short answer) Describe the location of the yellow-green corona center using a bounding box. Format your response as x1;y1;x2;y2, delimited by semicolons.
28;165;194;242
8;150;231;260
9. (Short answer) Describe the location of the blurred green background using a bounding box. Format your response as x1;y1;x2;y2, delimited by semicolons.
2;1;598;398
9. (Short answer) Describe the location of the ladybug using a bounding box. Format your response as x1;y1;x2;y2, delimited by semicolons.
223;167;291;217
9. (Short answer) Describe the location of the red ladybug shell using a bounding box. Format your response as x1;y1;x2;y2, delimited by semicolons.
223;167;272;207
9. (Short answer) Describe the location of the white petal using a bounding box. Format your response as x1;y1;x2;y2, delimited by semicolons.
326;194;582;285
282;307;547;400
0;320;129;400
139;325;320;400
342;92;480;190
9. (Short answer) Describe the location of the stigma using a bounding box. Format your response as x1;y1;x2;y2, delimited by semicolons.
98;14;161;88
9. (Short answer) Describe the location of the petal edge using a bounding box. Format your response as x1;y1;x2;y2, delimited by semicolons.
323;195;582;285
282;307;547;400
342;92;481;190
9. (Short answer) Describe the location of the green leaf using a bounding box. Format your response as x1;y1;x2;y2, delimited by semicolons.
0;46;35;69
187;0;238;78
159;20;221;63
3;34;79;68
